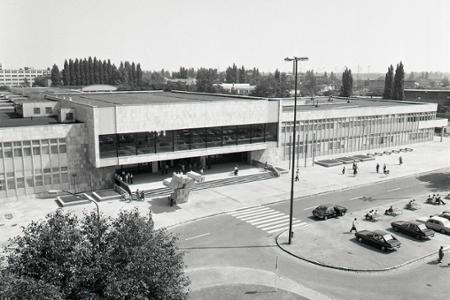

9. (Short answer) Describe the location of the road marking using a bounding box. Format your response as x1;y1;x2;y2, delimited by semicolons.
185;233;210;241
388;188;401;192
256;219;300;230
239;210;279;221
350;196;363;200
304;206;316;211
243;213;284;222
253;216;290;227
230;207;270;217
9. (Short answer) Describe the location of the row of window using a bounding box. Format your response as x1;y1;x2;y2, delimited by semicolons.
0;145;66;158
0;167;68;179
99;123;278;158
0;172;69;190
0;138;66;149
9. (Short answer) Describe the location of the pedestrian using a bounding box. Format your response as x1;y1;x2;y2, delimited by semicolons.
376;163;380;173
234;165;239;176
130;173;133;184
399;156;403;165
350;218;358;233
295;168;300;182
125;173;129;184
140;190;145;201
342;166;346;175
438;246;444;263
353;168;357;176
136;189;140;201
264;161;268;170
383;164;387;173
164;164;169;175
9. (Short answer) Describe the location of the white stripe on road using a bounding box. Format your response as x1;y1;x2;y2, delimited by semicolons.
230;207;271;217
261;220;303;231
184;233;210;241
267;222;309;234
304;206;316;211
350;196;363;200
239;210;279;221
230;207;270;216
388;188;401;192
252;216;290;227
249;215;288;225
242;212;284;222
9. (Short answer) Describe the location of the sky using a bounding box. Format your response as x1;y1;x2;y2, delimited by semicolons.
0;0;449;74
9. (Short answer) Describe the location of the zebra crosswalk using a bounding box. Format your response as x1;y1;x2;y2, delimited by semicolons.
228;206;309;234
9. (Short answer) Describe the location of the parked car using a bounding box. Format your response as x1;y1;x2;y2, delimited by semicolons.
425;216;450;234
438;211;450;221
355;230;401;251
391;221;434;240
312;204;347;220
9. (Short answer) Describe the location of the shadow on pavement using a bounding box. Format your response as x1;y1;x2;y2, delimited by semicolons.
417;172;450;191
349;237;392;255
148;196;181;214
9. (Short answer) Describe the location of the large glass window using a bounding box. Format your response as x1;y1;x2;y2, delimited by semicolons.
265;123;278;141
156;131;173;153
252;124;265;143
117;133;136;156
136;132;155;155
174;129;191;151
99;134;117;158
98;123;278;158
191;128;206;149
206;127;222;147
237;125;252;144
223;126;237;146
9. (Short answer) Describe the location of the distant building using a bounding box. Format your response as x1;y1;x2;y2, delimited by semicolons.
0;65;49;87
405;89;450;119
165;77;197;86
215;83;256;95
364;79;417;95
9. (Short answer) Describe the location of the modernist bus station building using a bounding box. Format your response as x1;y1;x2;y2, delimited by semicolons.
0;88;447;198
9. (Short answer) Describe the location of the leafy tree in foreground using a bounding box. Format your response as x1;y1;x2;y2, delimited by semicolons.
50;64;61;86
0;209;190;299
393;61;405;100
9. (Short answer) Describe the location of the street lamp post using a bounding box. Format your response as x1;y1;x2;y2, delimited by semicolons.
284;56;308;244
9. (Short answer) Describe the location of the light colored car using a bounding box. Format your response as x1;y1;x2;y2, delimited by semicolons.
425;216;450;234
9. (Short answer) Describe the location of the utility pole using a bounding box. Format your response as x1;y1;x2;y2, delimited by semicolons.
284;56;308;245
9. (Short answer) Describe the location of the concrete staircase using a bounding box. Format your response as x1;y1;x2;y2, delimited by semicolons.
142;171;274;199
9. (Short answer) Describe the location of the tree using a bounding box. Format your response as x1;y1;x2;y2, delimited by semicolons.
303;70;317;96
196;68;218;92
0;209;190;299
136;63;143;87
340;68;353;97
383;65;394;99
392;62;405;100
62;60;70;86
238;66;247;83
69;59;75;85
441;77;449;87
50;64;61;86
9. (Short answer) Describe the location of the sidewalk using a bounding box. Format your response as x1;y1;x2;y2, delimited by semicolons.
187;266;331;300
1;137;450;247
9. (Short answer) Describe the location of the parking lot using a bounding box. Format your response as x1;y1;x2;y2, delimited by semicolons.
278;197;450;271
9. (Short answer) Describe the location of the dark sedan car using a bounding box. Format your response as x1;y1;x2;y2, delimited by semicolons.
312;204;347;220
355;230;401;251
391;221;434;240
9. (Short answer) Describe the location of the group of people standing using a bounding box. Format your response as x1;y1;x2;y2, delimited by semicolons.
115;171;134;184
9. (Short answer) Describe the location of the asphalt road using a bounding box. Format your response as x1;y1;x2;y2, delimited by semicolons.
172;169;450;300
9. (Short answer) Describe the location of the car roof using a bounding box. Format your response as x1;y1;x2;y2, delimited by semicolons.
430;216;450;223
373;230;388;235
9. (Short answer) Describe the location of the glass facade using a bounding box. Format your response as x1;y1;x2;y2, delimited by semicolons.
99;123;278;158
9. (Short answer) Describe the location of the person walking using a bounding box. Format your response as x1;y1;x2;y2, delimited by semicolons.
383;164;387;173
399;156;403;165
376;163;380;173
140;190;145;201
350;218;358;233
295;168;300;182
438;246;444;263
130;173;133;184
342;166;346;175
234;165;239;176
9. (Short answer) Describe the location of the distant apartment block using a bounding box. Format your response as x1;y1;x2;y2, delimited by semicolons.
0;64;49;87
215;83;256;95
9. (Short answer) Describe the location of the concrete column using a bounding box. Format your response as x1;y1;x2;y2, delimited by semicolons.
152;161;158;173
200;156;206;169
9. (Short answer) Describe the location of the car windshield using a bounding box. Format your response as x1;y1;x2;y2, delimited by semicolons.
417;224;427;230
383;234;394;241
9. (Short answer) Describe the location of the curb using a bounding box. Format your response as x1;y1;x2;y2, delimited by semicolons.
275;231;450;272
166;167;446;230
